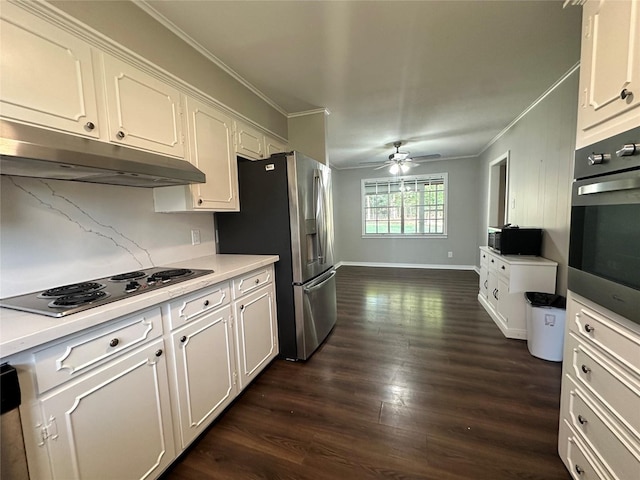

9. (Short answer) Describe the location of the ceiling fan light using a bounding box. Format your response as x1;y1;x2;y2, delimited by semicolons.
400;163;410;173
389;163;400;175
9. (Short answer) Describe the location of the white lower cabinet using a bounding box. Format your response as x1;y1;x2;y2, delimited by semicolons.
477;247;557;339
558;292;640;480
168;304;237;449
233;285;278;390
37;338;175;480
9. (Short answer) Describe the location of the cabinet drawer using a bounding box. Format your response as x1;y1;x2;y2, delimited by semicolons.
565;433;612;480
565;377;640;480
567;333;640;438
232;268;272;299
34;307;162;393
480;250;489;268
487;254;499;271
570;299;640;373
167;283;230;329
496;258;510;278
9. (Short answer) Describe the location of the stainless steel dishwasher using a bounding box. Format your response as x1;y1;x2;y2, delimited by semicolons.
1;363;30;480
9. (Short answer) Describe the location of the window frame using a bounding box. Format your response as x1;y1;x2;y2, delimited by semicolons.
361;173;448;239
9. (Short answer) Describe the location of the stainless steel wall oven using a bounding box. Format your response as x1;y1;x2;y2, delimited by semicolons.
568;127;640;323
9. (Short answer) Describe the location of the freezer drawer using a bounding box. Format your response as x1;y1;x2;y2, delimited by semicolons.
293;269;337;360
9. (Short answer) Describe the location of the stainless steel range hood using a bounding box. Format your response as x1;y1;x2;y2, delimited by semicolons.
0;120;205;187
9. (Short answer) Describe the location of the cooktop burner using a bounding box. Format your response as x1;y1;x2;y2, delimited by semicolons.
0;266;214;318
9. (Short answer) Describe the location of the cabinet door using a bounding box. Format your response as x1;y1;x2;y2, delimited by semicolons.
0;3;100;138
576;0;640;148
487;272;499;311
39;339;175;480
169;305;237;449
235;120;265;160
234;286;278;390
496;277;511;326
265;135;288;157
185;97;239;210
101;53;185;158
479;267;489;300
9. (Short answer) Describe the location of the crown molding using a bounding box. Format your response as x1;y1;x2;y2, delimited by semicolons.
134;0;289;117
287;108;331;119
478;61;580;156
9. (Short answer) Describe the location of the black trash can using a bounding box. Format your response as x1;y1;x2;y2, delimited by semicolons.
524;292;566;361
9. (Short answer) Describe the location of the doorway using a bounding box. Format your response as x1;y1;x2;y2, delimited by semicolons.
488;152;509;227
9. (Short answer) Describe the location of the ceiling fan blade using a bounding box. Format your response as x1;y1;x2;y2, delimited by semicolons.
359;160;386;165
373;164;390;170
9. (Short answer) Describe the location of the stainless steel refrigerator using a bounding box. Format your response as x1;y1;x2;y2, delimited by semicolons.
216;151;337;361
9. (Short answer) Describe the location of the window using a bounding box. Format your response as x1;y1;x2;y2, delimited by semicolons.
362;173;448;237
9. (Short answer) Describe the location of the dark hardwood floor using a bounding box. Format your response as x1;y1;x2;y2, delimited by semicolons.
163;266;571;480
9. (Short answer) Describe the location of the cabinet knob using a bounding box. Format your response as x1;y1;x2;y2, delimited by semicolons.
491;259;495;263
204;300;210;307
240;305;245;310
581;364;591;374
484;280;488;288
116;130;126;139
180;336;187;343
620;88;632;100
616;143;639;157
501;265;505;270
85;121;95;131
155;349;163;357
109;338;119;347
584;324;594;333
198;199;203;205
255;278;260;284
575;465;584;475
578;414;587;425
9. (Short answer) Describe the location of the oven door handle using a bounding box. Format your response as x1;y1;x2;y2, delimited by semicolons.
578;176;640;195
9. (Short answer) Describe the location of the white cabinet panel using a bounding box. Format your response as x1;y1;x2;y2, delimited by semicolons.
265;135;288;156
0;3;100;138
234;285;278;390
235;120;265;160
576;0;640;148
39;339;175;480
101;53;185;158
169;305;236;449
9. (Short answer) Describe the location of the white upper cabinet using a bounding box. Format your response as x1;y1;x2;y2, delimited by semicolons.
100;53;186;158
235;120;266;160
0;3;100;138
576;0;640;149
265;135;289;156
153;96;239;212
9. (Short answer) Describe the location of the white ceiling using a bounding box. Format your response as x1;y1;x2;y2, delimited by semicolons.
139;0;582;169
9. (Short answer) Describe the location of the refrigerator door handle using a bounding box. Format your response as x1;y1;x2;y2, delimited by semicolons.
314;169;327;263
303;269;336;293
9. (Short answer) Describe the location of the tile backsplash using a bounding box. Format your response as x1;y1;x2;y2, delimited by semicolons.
0;176;216;297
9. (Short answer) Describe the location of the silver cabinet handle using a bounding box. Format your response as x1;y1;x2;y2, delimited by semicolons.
116;130;126;139
85;121;95;131
616;143;639;157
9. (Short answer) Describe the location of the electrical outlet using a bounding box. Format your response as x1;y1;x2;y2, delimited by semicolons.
448;251;453;258
191;229;201;245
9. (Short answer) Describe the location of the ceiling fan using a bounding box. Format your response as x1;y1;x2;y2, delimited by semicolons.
360;142;441;173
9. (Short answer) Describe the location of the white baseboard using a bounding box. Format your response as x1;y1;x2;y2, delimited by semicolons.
335;261;477;271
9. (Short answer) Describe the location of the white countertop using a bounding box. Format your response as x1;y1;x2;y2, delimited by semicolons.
0;254;279;358
480;246;558;266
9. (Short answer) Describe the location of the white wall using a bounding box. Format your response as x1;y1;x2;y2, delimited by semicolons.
0;176;215;298
478;69;579;294
333;157;480;268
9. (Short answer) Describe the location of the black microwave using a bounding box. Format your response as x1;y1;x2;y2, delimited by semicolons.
488;226;542;256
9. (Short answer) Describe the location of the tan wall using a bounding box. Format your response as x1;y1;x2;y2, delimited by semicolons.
287;111;328;164
51;0;288;138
